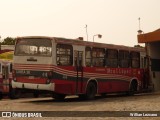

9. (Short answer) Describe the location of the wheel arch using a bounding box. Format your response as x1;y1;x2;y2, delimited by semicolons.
129;78;139;91
85;78;98;93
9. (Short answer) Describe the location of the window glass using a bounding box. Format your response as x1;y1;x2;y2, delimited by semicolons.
119;50;130;68
130;52;140;68
106;49;118;67
56;44;73;66
15;38;52;56
92;48;105;67
85;47;92;67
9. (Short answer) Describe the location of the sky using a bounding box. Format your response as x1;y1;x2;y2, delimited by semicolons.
0;0;160;46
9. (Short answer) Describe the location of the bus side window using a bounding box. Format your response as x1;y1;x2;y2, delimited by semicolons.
85;47;92;67
92;47;105;67
130;51;140;68
119;50;130;68
56;44;73;66
106;49;118;68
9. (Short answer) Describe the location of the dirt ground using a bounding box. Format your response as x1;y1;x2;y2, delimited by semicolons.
0;92;160;120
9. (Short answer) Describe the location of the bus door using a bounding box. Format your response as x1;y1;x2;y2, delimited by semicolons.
74;50;84;94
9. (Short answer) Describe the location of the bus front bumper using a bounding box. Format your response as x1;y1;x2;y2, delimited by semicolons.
11;81;55;91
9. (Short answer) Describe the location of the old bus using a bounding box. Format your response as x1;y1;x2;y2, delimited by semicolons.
12;36;148;100
0;60;13;99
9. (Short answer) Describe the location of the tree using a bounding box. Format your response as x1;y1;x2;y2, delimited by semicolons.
1;37;15;45
134;44;144;48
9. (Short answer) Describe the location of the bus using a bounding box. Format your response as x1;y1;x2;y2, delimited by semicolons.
0;60;13;99
11;36;148;100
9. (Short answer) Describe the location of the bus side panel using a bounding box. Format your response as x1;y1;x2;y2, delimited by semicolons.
110;81;129;92
97;81;111;93
53;79;74;94
97;80;129;93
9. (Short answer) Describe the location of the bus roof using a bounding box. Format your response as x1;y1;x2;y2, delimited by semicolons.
55;37;145;52
16;36;145;52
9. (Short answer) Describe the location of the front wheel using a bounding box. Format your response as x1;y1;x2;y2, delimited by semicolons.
9;87;21;99
85;82;97;100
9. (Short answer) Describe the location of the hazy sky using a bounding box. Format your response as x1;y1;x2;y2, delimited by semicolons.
0;0;160;46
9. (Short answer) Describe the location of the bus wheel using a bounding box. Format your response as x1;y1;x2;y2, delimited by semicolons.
9;88;21;99
85;82;97;100
52;93;66;101
33;91;39;98
78;94;86;100
101;93;107;97
127;81;137;96
0;92;2;100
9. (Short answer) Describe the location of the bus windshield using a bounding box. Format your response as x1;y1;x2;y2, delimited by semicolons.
15;38;52;56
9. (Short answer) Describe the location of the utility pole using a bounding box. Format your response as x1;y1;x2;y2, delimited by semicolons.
137;17;143;34
85;24;88;41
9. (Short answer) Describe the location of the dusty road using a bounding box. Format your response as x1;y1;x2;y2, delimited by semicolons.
0;92;160;120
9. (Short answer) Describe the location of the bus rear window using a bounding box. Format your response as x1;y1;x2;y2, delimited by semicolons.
15;38;52;56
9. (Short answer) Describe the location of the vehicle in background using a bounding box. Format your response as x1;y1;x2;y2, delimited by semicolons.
0;60;15;99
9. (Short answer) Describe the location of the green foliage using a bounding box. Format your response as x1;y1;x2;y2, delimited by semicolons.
1;37;15;45
134;44;144;48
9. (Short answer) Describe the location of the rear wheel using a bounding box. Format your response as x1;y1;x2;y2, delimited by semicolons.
101;93;107;97
127;81;137;96
33;91;39;98
85;82;97;100
78;94;86;100
9;87;21;99
52;93;66;101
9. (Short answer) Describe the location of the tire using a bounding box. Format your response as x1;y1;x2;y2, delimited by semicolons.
33;91;39;98
9;87;21;99
52;93;66;101
78;94;86;100
0;92;3;100
85;82;97;100
127;81;137;96
101;93;107;97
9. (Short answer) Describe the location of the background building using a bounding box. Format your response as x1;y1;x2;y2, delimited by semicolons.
138;29;160;91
